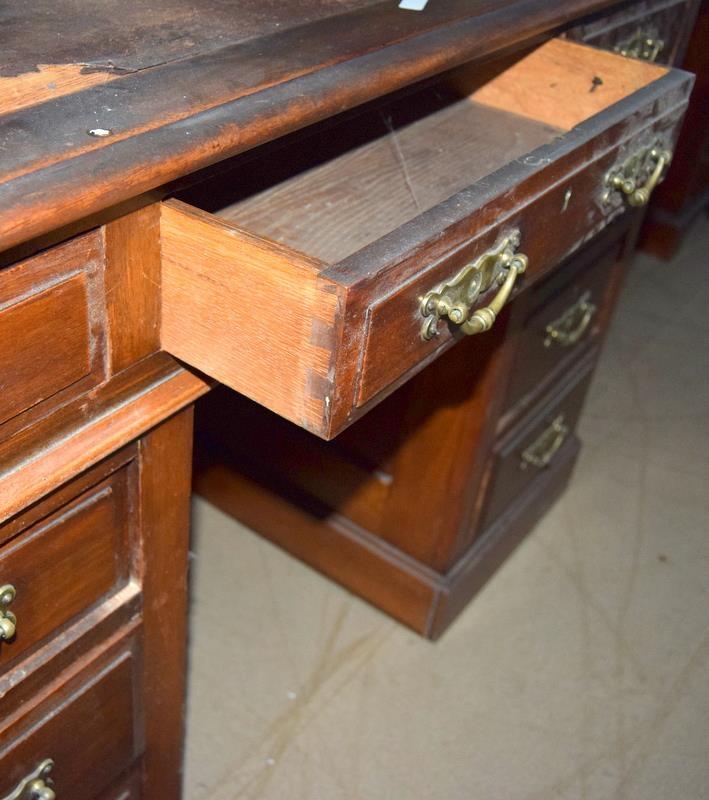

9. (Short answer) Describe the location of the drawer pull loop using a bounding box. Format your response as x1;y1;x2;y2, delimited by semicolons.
0;584;17;641
544;291;597;348
521;415;569;470
420;231;528;340
2;759;55;800
604;145;672;208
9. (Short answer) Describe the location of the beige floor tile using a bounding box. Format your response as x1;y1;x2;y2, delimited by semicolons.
185;219;709;800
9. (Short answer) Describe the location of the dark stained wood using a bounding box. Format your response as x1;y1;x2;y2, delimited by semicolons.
639;0;709;258
137;408;193;799
0;0;382;78
498;231;621;428
1;410;194;799
429;435;581;638
0;448;141;722
97;768;143;800
163;40;691;437
0;467;132;671
566;0;700;66
0;630;141;800
0;0;644;253
194;455;439;635
0;232;106;436
479;356;595;530
0;352;209;524
194;216;636;637
194;411;581;640
104;205;162;375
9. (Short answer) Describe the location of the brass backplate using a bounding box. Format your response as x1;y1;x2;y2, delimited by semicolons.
420;230;523;340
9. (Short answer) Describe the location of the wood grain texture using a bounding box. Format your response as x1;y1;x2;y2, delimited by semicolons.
0;276;91;423
0;353;209;523
137;407;193;800
471;38;668;129
193;219;634;635
0;65;117;116
214;93;560;263
565;0;700;66
165;42;690;436
104;204;162;374
0;469;131;671
0;632;140;800
160;200;340;435
0;231;106;434
0;0;636;253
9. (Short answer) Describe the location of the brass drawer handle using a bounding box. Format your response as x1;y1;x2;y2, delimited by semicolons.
521;415;569;470
2;759;55;800
0;584;17;641
613;31;664;62
604;144;672;208
420;231;528;340
544;291;597;348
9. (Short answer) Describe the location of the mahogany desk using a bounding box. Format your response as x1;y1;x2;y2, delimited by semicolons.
0;2;698;797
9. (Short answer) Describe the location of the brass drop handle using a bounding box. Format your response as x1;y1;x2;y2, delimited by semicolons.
609;147;672;207
544;291;597;348
521;415;569;470
460;254;527;335
2;759;56;800
0;584;17;641
420;231;528;340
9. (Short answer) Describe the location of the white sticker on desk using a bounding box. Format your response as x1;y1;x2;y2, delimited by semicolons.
399;0;429;10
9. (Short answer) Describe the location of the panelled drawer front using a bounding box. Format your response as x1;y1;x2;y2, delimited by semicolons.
500;234;622;423
0;634;140;800
160;38;691;439
480;362;595;531
0;463;133;671
566;0;697;66
0;232;106;431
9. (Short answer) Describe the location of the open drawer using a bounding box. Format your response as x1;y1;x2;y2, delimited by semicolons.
160;38;691;438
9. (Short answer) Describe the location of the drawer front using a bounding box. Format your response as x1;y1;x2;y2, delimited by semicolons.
0;462;134;670
0;232;106;431
0;634;140;800
566;0;698;66
480;362;595;531
161;39;691;439
500;234;622;423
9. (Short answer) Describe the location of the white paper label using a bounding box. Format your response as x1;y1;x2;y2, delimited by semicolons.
399;0;429;10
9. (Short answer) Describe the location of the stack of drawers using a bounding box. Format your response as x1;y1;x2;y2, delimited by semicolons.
0;217;202;798
189;22;695;639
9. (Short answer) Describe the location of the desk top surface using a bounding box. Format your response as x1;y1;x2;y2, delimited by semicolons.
0;0;626;253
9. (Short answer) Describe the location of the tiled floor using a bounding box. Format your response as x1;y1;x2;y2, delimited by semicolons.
185;219;709;800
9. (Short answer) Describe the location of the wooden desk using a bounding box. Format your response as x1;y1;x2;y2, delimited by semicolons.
0;2;698;797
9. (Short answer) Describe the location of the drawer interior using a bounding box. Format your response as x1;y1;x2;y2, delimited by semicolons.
162;37;674;437
175;38;666;264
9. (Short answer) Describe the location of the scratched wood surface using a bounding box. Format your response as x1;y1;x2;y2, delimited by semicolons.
211;93;560;263
0;0;629;253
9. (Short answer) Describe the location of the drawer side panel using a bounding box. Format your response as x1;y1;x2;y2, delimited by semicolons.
160;200;341;435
